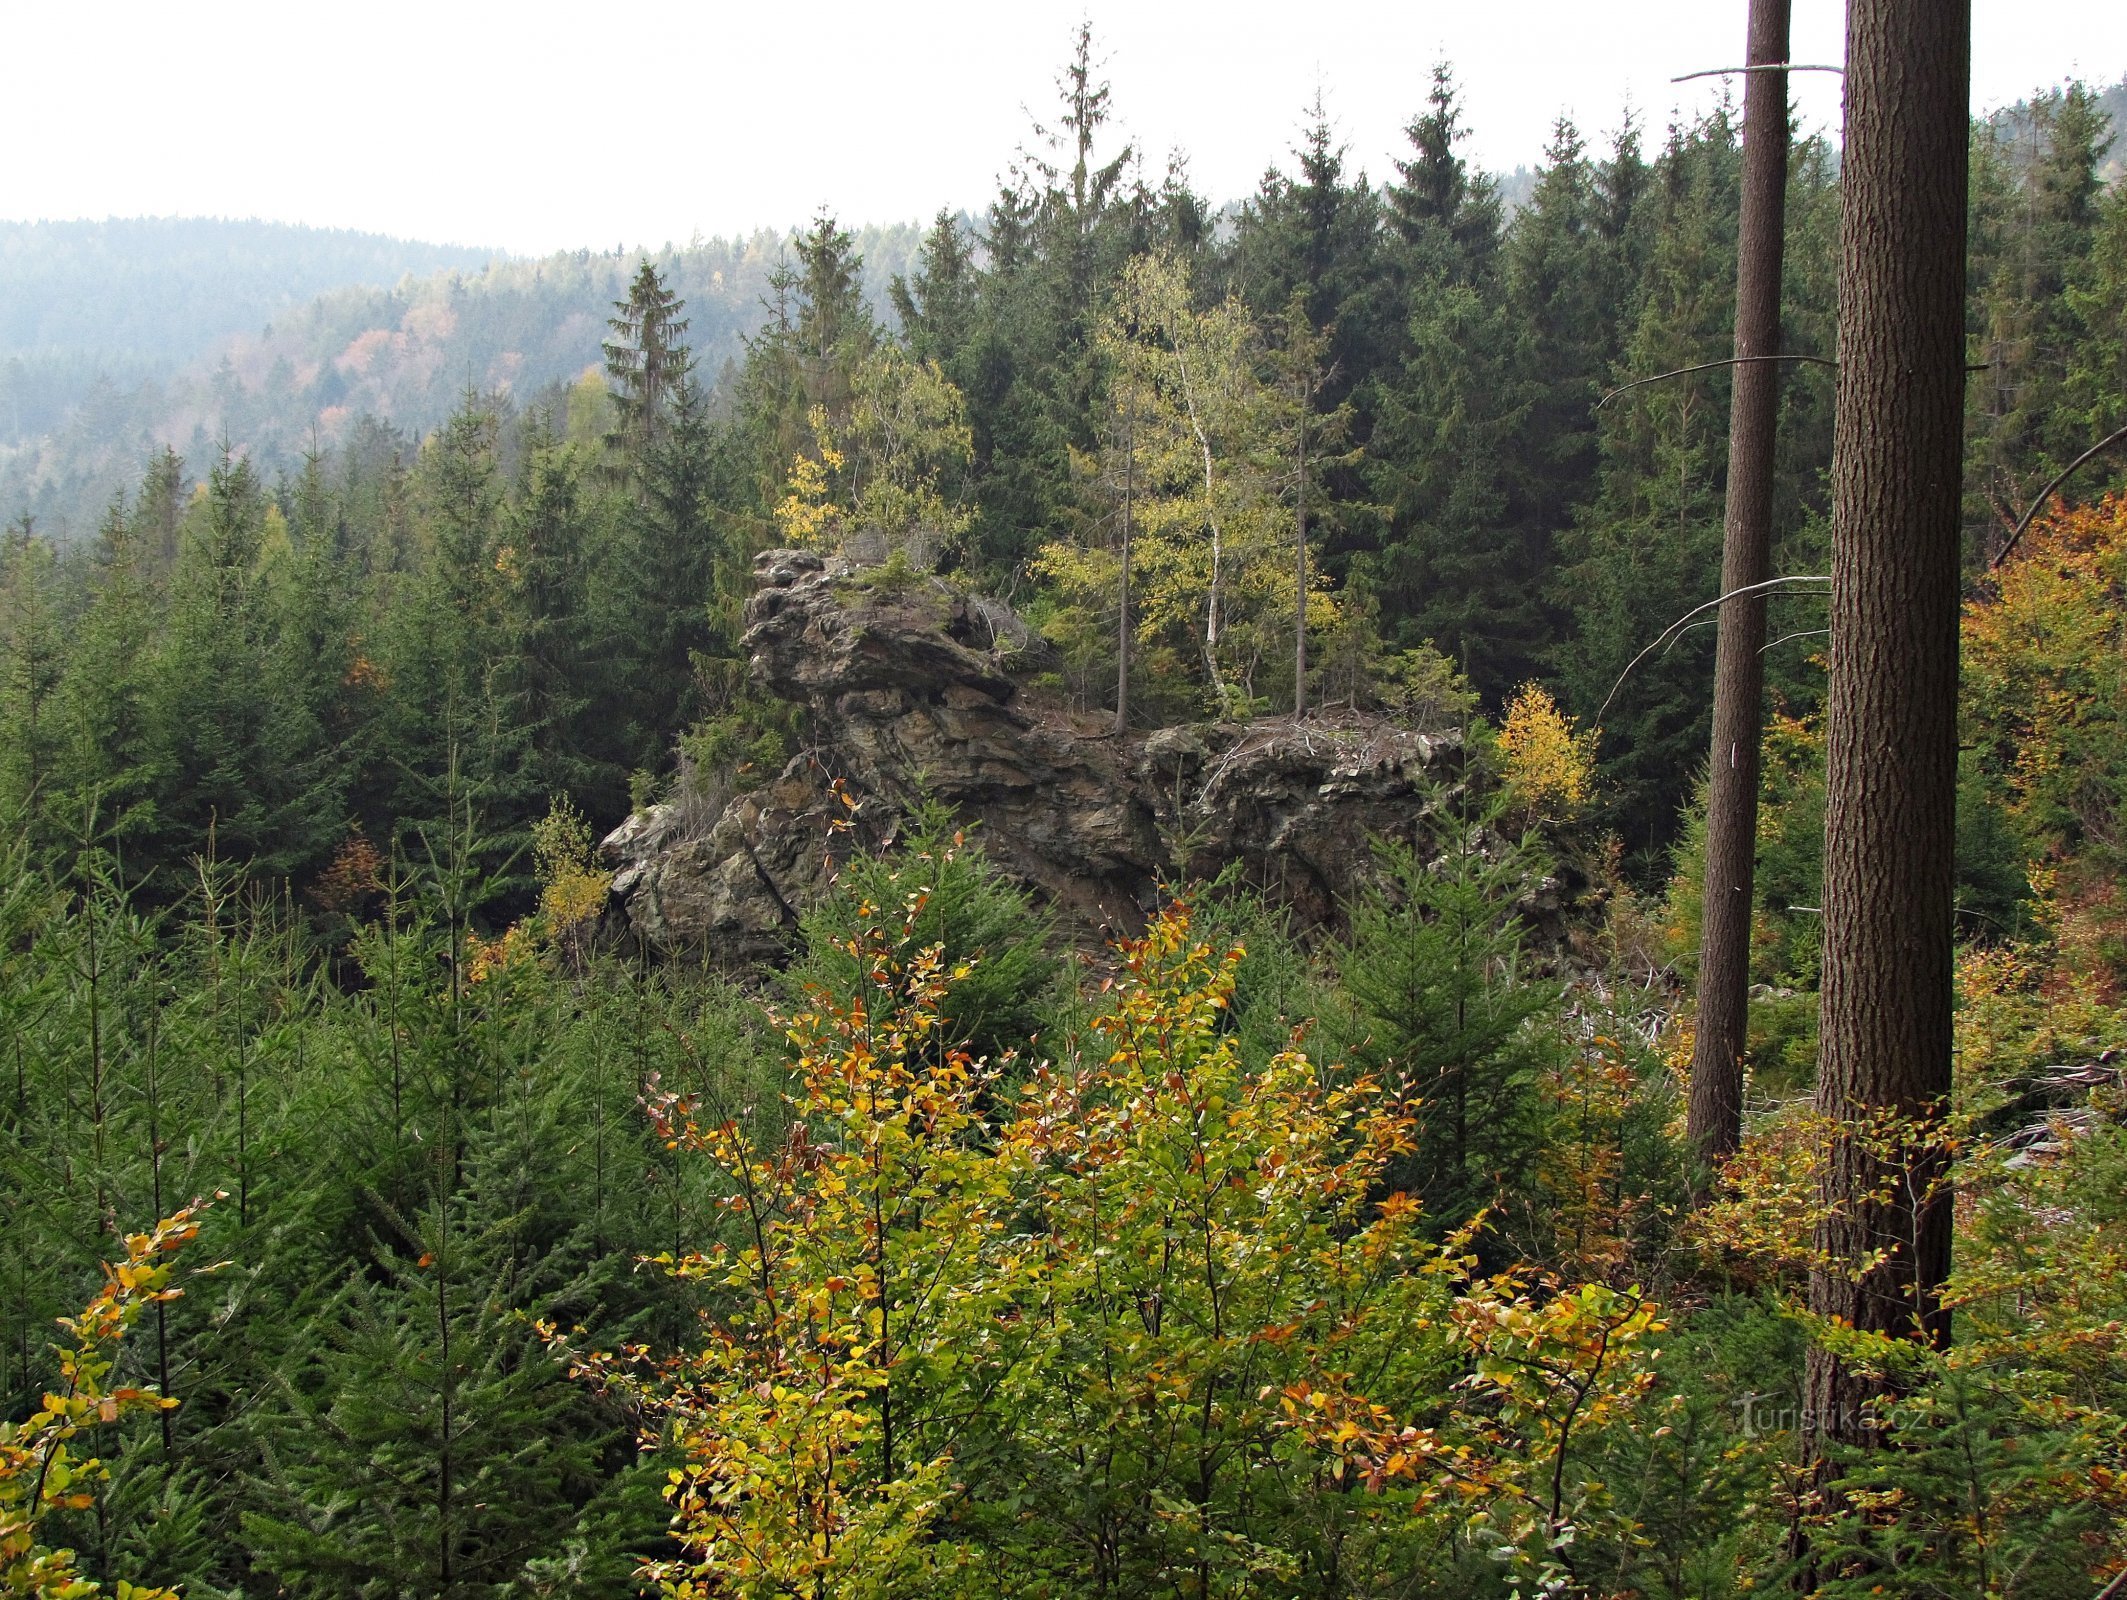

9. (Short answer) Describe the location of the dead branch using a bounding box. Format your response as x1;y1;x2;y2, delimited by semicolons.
1595;575;1831;726
1759;626;1832;655
1672;63;1843;82
1596;354;1835;410
1662;617;1721;657
1599;355;1987;411
1988;420;2127;569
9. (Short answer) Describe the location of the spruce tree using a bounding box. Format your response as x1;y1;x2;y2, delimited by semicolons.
0;516;66;829
378;399;535;881
1969;83;2118;553
503;441;608;806
424;389;504;616
602;260;691;474
1386;63;1503;289
890;209;981;369
54;491;168;858
134;446;187;575
783;802;1057;1068
625;374;723;770
960;22;1139;576
794;210;875;369
241;1183;613;1599
2062;156;2127;499
1364;271;1533;700
1231;95;1389;589
143;446;339;884
1502;119;1609;556
1336;796;1557;1239
1553;111;1743;870
1234;93;1386;353
1365;64;1547;700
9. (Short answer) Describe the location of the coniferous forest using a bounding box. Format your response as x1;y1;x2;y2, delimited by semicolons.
6;17;2127;1598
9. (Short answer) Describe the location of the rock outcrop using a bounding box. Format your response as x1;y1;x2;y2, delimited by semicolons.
603;550;1469;964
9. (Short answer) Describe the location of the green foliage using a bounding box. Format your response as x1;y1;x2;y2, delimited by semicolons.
0;817;752;1596
239;1178;617;1598
1;1203;207;1600
1335;788;1560;1238
1169;871;1341;1072
1664;711;1828;993
4;40;2127;1600
577;895;1682;1599
1969;84;2124;546
784;799;1057;1067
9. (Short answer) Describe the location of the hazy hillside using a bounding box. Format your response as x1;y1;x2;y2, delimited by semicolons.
0;217;502;363
0;218;501;442
0;220;923;536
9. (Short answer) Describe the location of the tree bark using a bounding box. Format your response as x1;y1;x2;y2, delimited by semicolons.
1805;0;1968;1457
1687;0;1792;1177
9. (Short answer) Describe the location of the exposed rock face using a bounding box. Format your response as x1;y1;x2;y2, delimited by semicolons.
603;550;1465;964
1172;720;1461;929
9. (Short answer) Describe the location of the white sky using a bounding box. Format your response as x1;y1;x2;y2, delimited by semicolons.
3;1;2123;257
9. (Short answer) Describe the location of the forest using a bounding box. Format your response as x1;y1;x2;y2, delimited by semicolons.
4;15;2127;1598
0;221;925;542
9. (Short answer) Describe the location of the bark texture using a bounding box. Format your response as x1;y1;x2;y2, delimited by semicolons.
1687;0;1793;1173
1804;0;1968;1455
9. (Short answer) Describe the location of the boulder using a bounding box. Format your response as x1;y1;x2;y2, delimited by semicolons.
603;549;1474;962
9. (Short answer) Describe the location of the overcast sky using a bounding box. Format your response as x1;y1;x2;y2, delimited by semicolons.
3;1;2123;257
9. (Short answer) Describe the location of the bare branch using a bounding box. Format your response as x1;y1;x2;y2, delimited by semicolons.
1598;355;1992;414
1662;617;1721;657
1988;420;2127;569
1760;626;1831;655
1595;575;1831;727
1673;63;1844;82
1596;354;1836;410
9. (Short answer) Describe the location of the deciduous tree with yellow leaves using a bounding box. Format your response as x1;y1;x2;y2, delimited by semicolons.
555;840;1676;1598
771;347;974;562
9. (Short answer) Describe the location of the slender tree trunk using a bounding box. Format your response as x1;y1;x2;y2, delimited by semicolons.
147;1009;173;1456
1172;348;1228;702
1198;429;1225;700
436;1204;454;1590
1687;0;1793;1177
85;898;107;1231
1116;394;1134;735
1804;0;1968;1458
1294;421;1309;717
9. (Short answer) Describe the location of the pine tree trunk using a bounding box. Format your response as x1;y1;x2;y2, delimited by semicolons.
1804;0;1968;1457
1687;0;1792;1176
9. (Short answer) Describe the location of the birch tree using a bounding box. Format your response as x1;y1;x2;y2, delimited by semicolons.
1041;250;1297;713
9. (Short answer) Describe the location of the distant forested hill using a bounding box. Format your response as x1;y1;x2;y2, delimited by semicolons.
0;218;500;443
0;217;501;365
0;219;923;537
